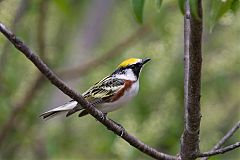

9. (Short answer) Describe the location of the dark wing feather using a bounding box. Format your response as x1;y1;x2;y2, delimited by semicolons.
67;77;125;117
82;76;125;105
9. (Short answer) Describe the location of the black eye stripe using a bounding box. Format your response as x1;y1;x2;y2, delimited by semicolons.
111;62;142;76
127;63;141;69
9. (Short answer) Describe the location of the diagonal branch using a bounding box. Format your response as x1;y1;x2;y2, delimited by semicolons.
0;22;177;160
180;0;203;160
210;121;240;150
200;121;240;160
197;142;240;158
0;25;148;145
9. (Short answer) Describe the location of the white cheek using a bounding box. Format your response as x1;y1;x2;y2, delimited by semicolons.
115;69;137;81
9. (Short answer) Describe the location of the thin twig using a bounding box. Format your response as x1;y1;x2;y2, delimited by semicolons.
197;142;240;158
212;121;240;149
180;0;203;160
59;25;150;80
0;22;177;160
201;121;240;160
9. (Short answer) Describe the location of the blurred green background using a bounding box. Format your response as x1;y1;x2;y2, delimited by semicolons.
0;0;239;159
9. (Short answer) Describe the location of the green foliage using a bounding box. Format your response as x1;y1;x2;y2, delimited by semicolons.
177;0;240;31
231;0;240;13
178;0;185;14
209;0;236;31
131;0;164;23
155;0;163;11
52;0;72;15
131;0;145;23
190;0;201;20
0;0;240;160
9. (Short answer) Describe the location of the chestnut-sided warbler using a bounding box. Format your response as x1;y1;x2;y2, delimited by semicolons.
40;58;151;119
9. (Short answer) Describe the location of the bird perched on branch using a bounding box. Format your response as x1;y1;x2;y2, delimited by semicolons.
40;58;151;119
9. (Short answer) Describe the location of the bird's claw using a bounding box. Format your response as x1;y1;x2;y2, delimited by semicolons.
98;114;125;137
119;128;125;137
110;119;125;137
99;113;107;121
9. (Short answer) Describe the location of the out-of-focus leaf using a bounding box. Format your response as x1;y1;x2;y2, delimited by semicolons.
231;0;240;13
210;0;234;32
216;0;234;19
178;0;185;15
190;0;201;20
53;0;71;15
155;0;163;11
131;0;145;23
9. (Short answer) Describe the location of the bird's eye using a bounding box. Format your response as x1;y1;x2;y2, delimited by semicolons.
135;63;140;68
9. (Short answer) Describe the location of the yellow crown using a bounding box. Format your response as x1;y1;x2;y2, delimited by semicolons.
118;58;140;68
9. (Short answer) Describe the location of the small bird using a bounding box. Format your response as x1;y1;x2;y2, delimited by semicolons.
40;58;151;119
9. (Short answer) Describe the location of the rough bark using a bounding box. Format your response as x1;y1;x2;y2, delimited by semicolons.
180;0;203;159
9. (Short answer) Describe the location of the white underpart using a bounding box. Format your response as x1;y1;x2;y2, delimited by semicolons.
98;69;139;113
98;80;139;113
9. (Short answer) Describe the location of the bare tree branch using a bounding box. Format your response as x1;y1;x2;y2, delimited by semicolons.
197;142;240;158
211;121;240;150
0;25;148;146
201;121;240;160
180;0;203;160
59;25;150;80
0;22;177;160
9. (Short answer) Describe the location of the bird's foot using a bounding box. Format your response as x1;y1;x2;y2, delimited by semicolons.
109;119;125;137
99;113;107;121
99;113;125;137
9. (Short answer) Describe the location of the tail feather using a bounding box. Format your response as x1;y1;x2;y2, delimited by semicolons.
40;101;79;120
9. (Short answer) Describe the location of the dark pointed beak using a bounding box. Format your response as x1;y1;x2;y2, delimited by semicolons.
142;58;151;65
